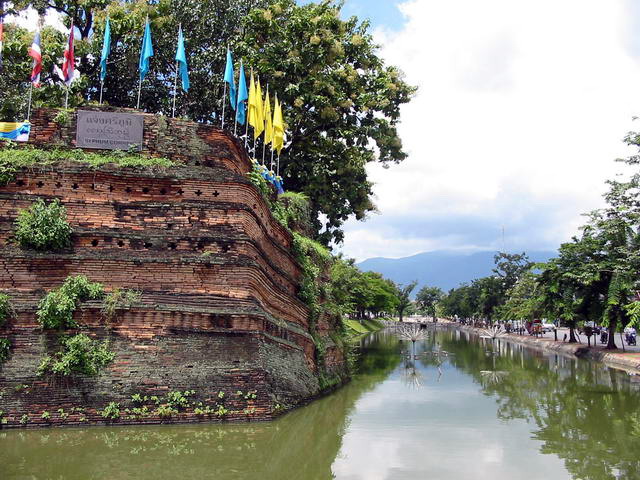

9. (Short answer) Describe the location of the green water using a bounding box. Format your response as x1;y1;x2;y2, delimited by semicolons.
2;328;640;480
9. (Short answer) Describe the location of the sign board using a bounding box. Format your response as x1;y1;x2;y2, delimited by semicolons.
76;110;144;151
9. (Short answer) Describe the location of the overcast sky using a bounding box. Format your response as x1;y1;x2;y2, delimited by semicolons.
336;0;640;261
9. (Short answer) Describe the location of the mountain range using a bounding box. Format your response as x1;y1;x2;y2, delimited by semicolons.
357;250;556;294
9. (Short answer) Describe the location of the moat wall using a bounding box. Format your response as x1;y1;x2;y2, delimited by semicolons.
0;108;347;428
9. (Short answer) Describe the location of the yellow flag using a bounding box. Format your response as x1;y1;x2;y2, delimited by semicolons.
263;88;273;145
248;70;258;130
253;78;265;140
272;95;285;154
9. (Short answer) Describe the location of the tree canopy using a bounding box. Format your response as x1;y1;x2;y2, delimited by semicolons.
1;0;415;244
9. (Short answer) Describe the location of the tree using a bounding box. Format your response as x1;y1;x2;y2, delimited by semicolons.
415;285;443;321
496;271;543;322
493;251;532;292
2;0;415;244
395;281;417;322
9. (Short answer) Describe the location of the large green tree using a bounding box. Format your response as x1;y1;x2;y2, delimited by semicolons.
2;0;415;244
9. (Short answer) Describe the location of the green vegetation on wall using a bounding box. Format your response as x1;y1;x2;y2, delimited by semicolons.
15;199;73;251
0;144;177;187
0;294;15;326
37;275;105;329
37;333;115;377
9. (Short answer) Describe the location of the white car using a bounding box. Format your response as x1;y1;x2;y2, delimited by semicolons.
541;323;556;333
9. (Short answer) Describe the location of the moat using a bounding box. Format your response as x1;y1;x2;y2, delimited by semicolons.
2;328;639;480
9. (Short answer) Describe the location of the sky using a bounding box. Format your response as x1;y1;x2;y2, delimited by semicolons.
11;1;640;263
331;0;640;261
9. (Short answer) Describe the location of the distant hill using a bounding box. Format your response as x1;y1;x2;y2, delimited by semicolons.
357;250;556;294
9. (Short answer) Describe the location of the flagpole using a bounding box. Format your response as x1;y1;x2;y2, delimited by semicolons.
99;80;104;105
244;117;249;149
136;76;142;109
172;60;179;118
26;83;33;121
277;153;280;177
262;136;266;165
64;86;69;109
221;81;227;129
270;148;274;171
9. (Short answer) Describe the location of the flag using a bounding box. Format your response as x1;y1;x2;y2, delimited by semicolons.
224;48;236;110
235;60;248;124
248;70;259;132
28;30;42;87
273;95;285;154
253;78;264;139
139;18;153;81
175;25;190;91
0;121;31;142
100;17;111;83
263;88;273;145
61;23;75;86
0;16;4;72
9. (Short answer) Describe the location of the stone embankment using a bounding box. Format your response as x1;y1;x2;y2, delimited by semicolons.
452;324;640;375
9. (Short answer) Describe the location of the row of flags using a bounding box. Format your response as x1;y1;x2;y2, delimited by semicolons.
5;16;287;192
223;49;286;156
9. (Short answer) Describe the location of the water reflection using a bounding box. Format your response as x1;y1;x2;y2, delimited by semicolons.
1;329;639;479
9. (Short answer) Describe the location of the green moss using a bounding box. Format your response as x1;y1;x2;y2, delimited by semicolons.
0;146;177;186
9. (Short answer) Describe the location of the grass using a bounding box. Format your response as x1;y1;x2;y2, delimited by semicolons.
0;146;178;186
344;318;385;337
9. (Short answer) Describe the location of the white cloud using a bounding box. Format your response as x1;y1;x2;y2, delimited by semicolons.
340;0;640;261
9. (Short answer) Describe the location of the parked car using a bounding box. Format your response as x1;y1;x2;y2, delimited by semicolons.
541;323;556;333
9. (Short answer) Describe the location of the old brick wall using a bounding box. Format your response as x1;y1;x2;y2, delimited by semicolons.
0;108;347;429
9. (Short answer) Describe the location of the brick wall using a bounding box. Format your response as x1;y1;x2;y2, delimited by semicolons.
0;108;347;428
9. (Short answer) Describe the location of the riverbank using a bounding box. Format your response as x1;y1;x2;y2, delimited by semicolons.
453;324;640;374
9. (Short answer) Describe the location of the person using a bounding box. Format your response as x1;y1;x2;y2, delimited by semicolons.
625;326;637;345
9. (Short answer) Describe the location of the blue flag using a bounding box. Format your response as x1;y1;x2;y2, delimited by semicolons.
100;18;111;83
175;26;190;91
139;18;154;81
235;61;248;124
224;48;236;110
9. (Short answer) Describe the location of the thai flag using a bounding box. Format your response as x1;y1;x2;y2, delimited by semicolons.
0;17;4;72
61;24;75;86
28;30;42;87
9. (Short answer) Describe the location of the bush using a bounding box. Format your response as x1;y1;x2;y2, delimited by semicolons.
101;289;141;322
0;294;15;326
100;402;121;420
275;192;314;235
37;275;104;329
37;333;115;377
14;199;72;251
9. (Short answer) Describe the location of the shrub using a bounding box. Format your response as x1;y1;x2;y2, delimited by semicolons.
100;402;121;420
0;294;15;326
275;192;314;235
101;289;141;322
15;199;73;251
37;333;115;377
37;275;104;329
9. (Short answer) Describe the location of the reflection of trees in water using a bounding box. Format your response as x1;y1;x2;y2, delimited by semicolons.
438;331;640;480
0;332;404;480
